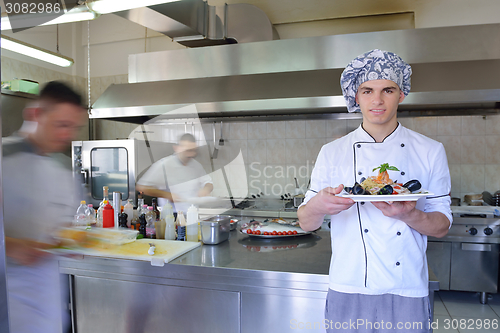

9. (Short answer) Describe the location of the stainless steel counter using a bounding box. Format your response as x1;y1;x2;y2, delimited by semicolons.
60;220;439;333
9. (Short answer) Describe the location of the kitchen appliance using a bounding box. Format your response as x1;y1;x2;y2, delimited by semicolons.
427;206;500;304
72;139;172;207
200;215;231;245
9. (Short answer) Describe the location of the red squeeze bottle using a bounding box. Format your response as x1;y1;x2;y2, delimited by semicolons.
102;202;114;228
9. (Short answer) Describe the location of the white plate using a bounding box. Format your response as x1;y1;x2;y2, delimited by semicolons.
338;190;433;202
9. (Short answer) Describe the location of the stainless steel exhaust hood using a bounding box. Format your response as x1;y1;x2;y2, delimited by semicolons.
91;23;500;123
113;0;279;47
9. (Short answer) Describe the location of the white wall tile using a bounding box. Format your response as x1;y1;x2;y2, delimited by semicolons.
266;139;286;165
413;117;438;136
436;136;461;164
228;122;248;140
286;120;306;139
485;114;500;135
248;122;267;140
305;120;326;138
484;135;500;164
326;119;348;138
266;121;287;139
462;115;486;136
484;165;500;194
437;116;461;136
247;139;267;164
460;164;485;194
460;136;485;164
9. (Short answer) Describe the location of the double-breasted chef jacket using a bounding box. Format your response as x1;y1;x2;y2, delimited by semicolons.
303;123;452;297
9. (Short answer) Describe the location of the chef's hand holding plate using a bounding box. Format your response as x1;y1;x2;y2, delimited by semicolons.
371;200;417;221
298;185;355;231
313;185;356;215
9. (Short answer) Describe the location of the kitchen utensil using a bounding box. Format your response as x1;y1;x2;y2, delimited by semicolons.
451;197;461;206
200;215;231;244
293;195;305;207
219;121;225;146
294;178;301;195
212;122;219;159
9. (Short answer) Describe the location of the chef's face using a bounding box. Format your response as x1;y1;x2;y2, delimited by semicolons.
355;79;405;129
32;102;86;154
174;140;198;165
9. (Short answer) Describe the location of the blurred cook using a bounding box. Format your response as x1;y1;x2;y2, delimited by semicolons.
2;81;86;333
298;49;452;333
136;133;213;214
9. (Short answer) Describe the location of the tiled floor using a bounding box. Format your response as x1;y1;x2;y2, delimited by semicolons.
433;291;500;333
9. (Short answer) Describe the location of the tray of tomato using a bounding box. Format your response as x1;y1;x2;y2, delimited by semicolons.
239;228;311;238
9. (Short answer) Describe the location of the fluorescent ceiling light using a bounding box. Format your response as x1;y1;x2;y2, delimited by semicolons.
1;6;97;31
88;0;177;15
1;34;74;67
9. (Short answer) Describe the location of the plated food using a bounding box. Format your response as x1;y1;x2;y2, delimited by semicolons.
339;163;431;201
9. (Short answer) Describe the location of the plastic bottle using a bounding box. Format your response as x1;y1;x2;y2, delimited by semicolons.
145;206;156;238
102;202;114;228
162;202;176;240
86;204;96;226
186;205;199;242
123;199;134;228
75;200;88;226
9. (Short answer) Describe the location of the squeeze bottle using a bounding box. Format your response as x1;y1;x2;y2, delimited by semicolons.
102;202;114;228
162;202;176;240
186;205;199;242
123;199;134;228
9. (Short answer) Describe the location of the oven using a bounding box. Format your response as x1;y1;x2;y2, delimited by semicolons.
71;139;173;207
427;207;500;304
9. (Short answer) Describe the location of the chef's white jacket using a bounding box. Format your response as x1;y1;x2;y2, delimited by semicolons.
303;124;452;297
137;154;212;213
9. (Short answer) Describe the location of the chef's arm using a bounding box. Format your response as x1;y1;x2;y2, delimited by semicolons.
372;201;450;238
136;184;175;202
197;183;213;197
5;237;51;266
298;185;355;232
400;209;450;238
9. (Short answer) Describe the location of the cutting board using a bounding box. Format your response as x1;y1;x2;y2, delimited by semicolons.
81;239;201;266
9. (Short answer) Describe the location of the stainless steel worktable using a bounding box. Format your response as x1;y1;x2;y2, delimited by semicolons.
60;220;439;333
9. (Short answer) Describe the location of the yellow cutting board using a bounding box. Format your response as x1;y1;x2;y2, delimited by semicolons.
82;239;201;266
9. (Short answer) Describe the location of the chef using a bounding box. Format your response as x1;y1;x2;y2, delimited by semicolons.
136;133;213;214
298;49;452;332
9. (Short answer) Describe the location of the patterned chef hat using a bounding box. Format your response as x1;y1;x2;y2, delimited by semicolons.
340;49;412;113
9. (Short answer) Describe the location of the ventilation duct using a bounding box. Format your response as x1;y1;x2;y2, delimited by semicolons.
113;0;279;47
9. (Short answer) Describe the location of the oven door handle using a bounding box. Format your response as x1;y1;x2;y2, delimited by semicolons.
80;169;89;185
461;243;492;252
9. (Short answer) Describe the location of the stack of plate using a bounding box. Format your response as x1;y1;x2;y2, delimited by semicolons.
482;191;500;206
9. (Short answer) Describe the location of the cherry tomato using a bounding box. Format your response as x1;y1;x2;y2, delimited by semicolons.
246;229;253;234
287;231;293;235
263;231;269;235
277;232;283;235
254;230;261;235
292;230;298;235
272;231;278;235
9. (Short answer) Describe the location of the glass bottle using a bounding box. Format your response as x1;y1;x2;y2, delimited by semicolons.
151;198;160;221
98;186;109;210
